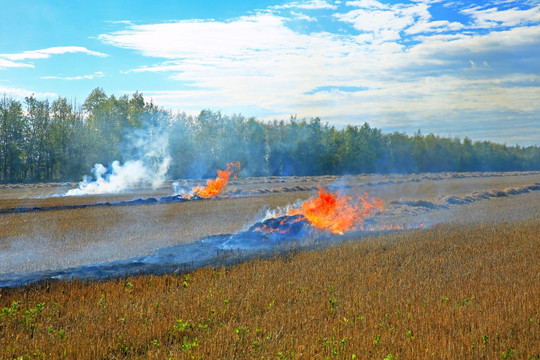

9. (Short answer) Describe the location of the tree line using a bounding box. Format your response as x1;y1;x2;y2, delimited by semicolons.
1;88;539;183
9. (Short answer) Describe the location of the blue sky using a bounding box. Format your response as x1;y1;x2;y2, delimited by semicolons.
1;0;539;145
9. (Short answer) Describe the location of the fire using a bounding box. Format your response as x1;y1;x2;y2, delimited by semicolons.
288;185;384;234
188;161;241;198
253;224;287;235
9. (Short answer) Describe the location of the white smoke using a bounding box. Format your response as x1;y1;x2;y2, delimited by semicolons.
64;158;170;196
261;199;304;221
64;123;171;196
172;179;194;196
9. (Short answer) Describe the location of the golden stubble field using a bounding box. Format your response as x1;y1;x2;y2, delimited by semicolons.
1;171;539;359
0;220;539;359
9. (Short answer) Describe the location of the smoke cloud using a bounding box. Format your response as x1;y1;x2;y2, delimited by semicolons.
64;121;171;196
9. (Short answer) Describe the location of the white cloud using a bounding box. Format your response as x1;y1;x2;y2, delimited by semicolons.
99;15;302;59
407;25;540;63
124;62;183;73
108;14;392;115
462;4;540;28
0;85;57;99
290;11;318;21
0;58;34;70
334;2;430;41
272;0;338;10
345;0;388;9
406;19;465;34
40;71;105;81
0;46;108;61
97;2;540;145
0;47;108;72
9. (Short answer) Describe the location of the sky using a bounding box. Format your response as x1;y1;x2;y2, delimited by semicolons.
1;0;539;146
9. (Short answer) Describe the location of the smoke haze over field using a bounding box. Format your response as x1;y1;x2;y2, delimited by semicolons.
61;107;540;197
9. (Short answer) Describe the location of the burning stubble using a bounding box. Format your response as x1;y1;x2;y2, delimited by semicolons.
175;161;241;199
251;184;390;238
287;185;384;234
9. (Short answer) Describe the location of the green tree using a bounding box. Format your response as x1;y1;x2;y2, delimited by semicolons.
83;88;124;165
337;123;381;174
25;96;52;180
50;97;87;179
240;117;269;176
0;96;26;181
381;132;415;173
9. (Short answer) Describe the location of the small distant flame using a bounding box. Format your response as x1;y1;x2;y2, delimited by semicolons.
288;185;384;234
187;161;241;199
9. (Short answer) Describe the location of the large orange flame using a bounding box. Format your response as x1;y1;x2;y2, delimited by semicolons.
288;185;384;234
190;161;241;198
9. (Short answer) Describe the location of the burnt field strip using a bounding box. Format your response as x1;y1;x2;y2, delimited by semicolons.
1;172;540;282
2;179;540;288
0;223;400;288
0;194;188;215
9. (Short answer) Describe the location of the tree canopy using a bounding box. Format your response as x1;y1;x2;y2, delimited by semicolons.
0;89;539;183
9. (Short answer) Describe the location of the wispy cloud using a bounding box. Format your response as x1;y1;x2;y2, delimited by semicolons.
41;71;105;81
345;0;388;9
334;1;431;42
0;46;107;74
290;11;318;21
271;0;338;10
0;58;34;70
462;3;540;28
0;46;108;61
0;85;57;98
405;19;465;34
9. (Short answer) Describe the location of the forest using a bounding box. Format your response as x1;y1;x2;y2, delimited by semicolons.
1;88;539;183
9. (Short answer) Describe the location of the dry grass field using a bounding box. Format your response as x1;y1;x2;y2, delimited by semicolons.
1;171;539;358
0;220;539;359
